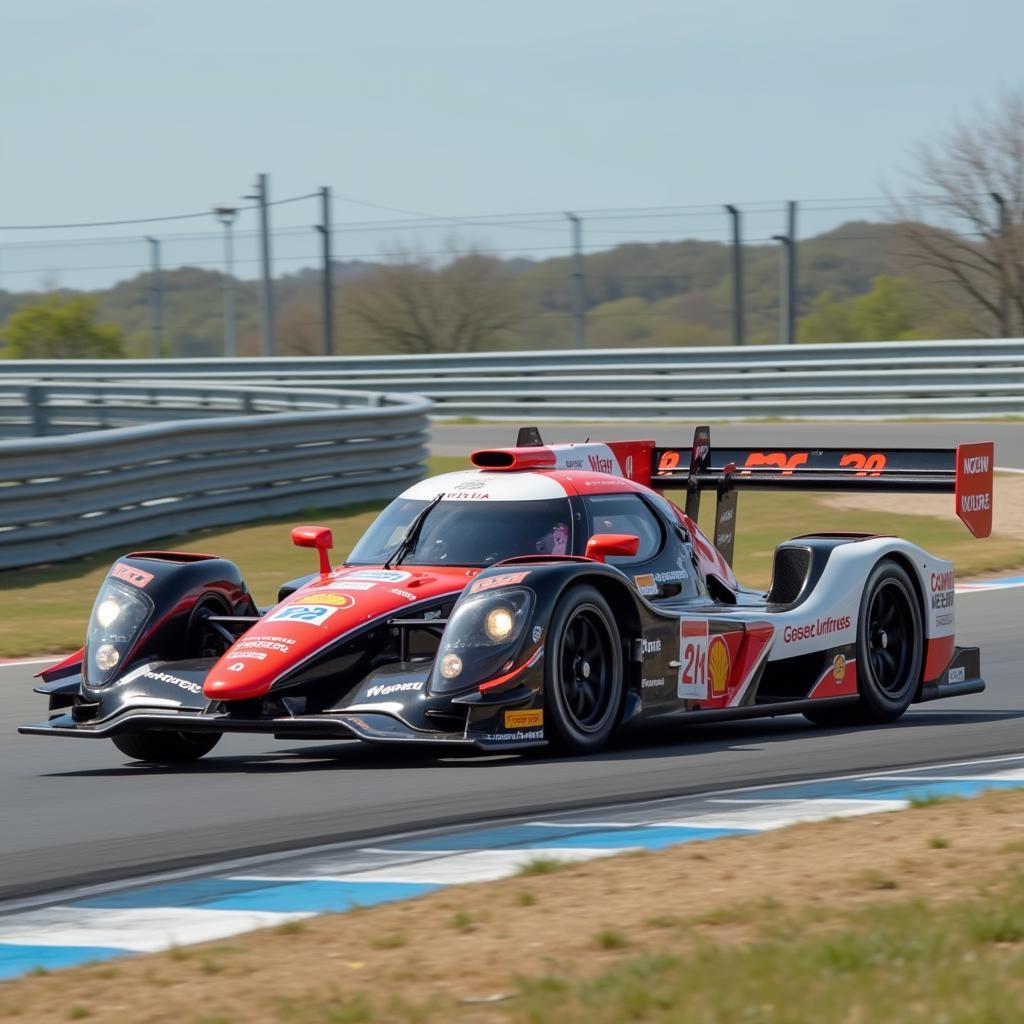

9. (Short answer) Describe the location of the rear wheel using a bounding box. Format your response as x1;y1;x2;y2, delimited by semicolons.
803;559;923;727
112;731;221;763
545;585;623;755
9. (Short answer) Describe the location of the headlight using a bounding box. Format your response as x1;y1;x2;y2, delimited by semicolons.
445;589;532;650
485;606;514;642
431;588;534;694
85;577;153;686
94;643;121;671
95;598;122;629
440;653;463;679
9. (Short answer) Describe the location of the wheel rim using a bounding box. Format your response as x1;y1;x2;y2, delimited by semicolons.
557;605;614;732
866;579;914;695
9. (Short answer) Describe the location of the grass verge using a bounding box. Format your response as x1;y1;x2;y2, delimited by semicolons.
1;458;1020;657
4;790;1024;1022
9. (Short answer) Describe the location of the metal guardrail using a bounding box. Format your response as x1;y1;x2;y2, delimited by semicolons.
2;339;1023;419
0;383;430;570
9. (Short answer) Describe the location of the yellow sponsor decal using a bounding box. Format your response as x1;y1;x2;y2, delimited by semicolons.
504;709;543;729
708;635;731;696
295;592;353;607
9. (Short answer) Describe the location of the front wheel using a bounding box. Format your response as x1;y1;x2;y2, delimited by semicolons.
544;585;623;755
112;731;221;764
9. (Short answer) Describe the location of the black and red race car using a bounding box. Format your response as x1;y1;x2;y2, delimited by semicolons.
21;427;994;762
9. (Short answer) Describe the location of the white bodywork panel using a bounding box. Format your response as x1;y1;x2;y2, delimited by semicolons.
724;536;955;660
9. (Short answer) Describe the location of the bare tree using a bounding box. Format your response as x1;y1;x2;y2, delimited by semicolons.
345;245;522;353
893;89;1024;337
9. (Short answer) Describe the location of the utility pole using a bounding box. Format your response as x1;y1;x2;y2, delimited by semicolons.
315;186;335;355
214;207;238;358
724;205;744;346
246;173;276;356
771;202;798;345
144;236;161;358
771;234;795;344
566;212;585;349
787;200;797;340
991;192;1011;337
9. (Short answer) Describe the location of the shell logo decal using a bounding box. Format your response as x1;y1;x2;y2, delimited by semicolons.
708;635;731;696
832;654;846;682
295;592;354;608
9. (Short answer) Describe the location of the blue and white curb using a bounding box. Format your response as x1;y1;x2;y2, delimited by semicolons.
3;753;1024;981
956;574;1024;594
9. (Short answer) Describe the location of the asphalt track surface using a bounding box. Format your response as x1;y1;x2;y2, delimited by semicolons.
2;422;1022;901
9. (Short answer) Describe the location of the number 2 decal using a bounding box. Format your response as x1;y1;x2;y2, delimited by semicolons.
678;620;709;699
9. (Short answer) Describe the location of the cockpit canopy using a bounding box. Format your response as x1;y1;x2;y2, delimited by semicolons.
346;470;670;570
347;496;574;567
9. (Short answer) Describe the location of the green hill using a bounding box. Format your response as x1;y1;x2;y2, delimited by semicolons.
0;221;968;357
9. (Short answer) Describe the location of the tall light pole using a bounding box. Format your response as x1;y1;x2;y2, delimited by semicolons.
991;192;1011;337
566;212;585;349
214;207;238;358
144;236;161;358
314;186;334;355
724;205;744;346
244;173;275;357
771;231;796;345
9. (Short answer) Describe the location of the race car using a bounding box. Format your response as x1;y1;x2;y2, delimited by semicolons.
20;426;995;762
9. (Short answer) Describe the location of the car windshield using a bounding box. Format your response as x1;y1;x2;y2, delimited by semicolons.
346;497;575;567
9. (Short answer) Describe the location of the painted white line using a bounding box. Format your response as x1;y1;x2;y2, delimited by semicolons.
866;770;1024;783
996;466;1024;474
526;821;638;829
655;798;905;831
0;906;309;953
709;797;896;805
233;847;632;886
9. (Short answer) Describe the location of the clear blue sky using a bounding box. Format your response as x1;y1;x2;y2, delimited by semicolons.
2;0;1023;286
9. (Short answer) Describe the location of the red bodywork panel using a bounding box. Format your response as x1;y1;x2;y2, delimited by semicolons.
36;647;84;681
203;565;478;700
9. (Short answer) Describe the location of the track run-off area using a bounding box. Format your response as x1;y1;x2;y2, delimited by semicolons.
2;422;1022;945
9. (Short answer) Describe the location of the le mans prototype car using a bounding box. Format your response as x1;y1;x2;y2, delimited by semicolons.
21;427;995;762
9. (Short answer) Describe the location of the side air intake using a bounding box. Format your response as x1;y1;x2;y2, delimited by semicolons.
766;545;812;605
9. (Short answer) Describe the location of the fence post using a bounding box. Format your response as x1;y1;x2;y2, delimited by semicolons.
566;212;586;349
26;385;47;436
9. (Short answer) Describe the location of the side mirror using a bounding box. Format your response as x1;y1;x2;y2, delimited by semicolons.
291;525;334;576
585;533;640;563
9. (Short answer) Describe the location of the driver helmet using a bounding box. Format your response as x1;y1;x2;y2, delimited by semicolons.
536;522;569;555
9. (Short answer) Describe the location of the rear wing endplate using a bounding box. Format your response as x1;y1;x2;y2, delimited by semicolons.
652;427;994;565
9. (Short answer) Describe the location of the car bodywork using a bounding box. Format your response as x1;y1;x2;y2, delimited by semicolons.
21;427;995;757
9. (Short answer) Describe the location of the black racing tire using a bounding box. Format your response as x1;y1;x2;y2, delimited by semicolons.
544;585;623;755
802;558;923;727
855;559;924;722
112;730;221;764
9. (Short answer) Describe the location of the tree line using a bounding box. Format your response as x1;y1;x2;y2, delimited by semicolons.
3;88;1023;358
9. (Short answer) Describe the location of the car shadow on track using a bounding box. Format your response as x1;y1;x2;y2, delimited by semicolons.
40;708;1024;778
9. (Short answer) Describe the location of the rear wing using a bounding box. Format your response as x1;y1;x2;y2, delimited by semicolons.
651;427;994;565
